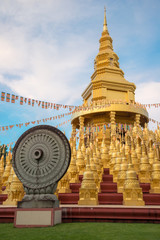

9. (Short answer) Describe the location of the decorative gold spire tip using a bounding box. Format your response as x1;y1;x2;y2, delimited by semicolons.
103;6;107;31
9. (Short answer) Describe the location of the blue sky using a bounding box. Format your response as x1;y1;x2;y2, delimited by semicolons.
0;0;160;146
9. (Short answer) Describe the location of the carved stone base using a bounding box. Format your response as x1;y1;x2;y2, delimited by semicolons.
18;194;59;208
18;199;59;208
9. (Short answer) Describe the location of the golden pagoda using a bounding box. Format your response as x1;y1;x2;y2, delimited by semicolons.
2;9;160;210
71;7;148;140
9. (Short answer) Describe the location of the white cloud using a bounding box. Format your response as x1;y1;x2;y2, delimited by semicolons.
136;81;160;130
0;0;159;106
136;81;160;104
0;0;96;29
0;30;95;103
0;0;97;104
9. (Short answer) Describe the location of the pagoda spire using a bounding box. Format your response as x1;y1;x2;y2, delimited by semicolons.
103;6;108;32
81;8;137;106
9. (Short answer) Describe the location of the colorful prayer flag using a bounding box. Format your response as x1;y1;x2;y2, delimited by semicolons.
6;93;10;102
1;92;5;101
20;97;23;105
11;94;15;103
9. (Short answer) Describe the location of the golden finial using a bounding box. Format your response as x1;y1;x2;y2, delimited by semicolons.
103;6;107;31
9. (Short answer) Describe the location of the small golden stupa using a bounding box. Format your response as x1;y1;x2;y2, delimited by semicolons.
78;149;98;205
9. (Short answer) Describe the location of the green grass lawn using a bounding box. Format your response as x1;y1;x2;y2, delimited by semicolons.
0;222;160;240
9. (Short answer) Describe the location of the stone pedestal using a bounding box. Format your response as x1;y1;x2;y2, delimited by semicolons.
17;199;59;209
11;126;71;228
14;208;62;228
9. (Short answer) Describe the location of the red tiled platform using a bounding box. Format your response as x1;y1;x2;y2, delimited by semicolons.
0;207;16;223
70;183;81;193
104;169;110;175
102;174;113;182
1;206;160;223
0;194;8;205
59;192;123;205
144;194;160;205
1;168;160;224
100;182;117;193
70;182;118;194
140;183;150;193
98;193;123;205
62;206;160;223
58;193;79;204
59;169;160;205
79;175;83;182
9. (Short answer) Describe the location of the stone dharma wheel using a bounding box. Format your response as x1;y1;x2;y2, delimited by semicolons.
12;125;71;200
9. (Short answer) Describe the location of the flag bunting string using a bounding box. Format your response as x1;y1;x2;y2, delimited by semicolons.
0;91;75;111
1;91;160;111
2;118;159;147
0;112;72;132
149;118;160;125
1;119;71;147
